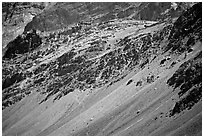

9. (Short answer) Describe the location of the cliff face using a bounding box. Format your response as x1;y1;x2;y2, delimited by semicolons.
2;2;202;136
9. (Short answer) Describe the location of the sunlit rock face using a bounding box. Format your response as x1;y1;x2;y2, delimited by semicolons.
2;2;202;136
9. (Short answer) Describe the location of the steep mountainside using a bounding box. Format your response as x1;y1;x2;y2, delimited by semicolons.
2;2;48;56
24;2;194;32
2;2;202;136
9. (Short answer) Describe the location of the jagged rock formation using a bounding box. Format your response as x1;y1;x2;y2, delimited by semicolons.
166;2;202;53
3;29;42;59
24;2;194;32
167;51;201;116
2;2;202;136
2;2;45;56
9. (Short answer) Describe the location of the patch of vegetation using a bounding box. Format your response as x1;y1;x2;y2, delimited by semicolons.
147;75;155;83
126;79;133;85
169;61;177;68
160;58;167;65
136;80;142;86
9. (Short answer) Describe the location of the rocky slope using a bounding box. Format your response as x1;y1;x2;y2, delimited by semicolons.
2;2;47;56
24;2;194;32
2;2;202;136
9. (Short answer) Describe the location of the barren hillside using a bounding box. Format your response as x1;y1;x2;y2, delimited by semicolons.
2;2;202;136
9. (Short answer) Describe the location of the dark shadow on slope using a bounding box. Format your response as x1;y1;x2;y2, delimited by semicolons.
3;29;42;59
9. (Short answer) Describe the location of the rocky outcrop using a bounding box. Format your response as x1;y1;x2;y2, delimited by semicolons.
167;52;202;116
24;2;193;32
3;29;42;59
2;2;202;136
2;2;201;110
166;2;202;53
164;3;202;117
2;2;45;55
